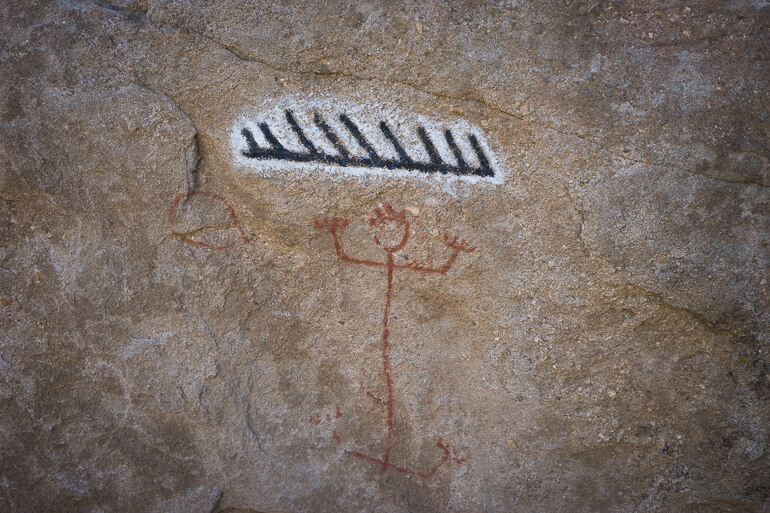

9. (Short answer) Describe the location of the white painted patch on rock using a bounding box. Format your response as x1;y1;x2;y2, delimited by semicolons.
230;95;505;185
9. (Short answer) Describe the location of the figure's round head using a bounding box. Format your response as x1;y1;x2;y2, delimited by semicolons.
369;204;410;251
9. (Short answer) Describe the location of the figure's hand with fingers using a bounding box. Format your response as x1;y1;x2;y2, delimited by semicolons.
315;216;349;231
443;233;476;253
316;215;384;267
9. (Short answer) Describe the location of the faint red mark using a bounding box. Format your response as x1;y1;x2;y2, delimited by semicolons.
314;203;473;478
366;390;385;406
309;406;344;445
168;190;248;250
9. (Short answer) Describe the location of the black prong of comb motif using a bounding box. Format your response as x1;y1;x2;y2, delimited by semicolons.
444;129;469;174
314;112;350;159
285;110;317;154
259;122;285;151
417;126;444;169
340;113;380;162
379;120;414;166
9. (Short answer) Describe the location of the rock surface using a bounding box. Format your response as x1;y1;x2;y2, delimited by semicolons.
1;1;768;512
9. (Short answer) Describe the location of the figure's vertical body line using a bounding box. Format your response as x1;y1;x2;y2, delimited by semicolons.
381;250;395;473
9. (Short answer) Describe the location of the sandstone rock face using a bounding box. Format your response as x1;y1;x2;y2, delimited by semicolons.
1;1;768;512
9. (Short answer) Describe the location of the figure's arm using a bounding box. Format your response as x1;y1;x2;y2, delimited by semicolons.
396;233;475;274
315;217;386;268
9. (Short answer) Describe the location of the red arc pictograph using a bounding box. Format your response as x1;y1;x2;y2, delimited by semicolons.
168;190;248;250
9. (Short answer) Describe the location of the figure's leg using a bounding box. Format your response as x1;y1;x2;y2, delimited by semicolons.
380;257;396;472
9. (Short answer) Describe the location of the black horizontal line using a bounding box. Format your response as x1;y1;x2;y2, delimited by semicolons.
240;122;494;178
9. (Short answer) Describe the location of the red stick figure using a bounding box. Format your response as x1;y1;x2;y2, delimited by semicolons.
315;203;473;478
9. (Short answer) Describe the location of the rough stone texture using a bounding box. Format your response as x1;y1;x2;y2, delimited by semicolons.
1;1;768;512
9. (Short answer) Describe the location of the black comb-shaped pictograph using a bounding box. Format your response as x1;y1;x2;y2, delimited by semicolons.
241;110;494;177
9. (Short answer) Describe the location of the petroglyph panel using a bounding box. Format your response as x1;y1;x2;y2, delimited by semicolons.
3;1;769;512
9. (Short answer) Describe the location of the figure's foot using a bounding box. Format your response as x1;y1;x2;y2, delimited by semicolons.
436;437;466;464
345;437;465;479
